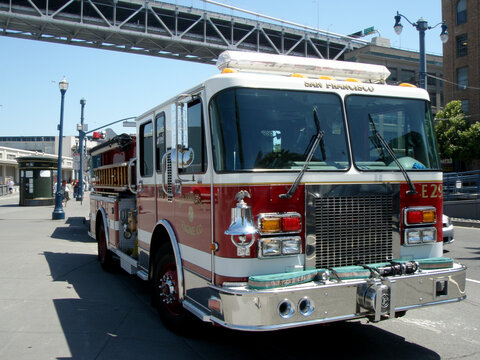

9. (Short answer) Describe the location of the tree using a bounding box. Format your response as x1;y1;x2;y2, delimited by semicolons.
434;100;480;170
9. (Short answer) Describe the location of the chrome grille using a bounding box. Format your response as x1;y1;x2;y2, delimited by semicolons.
314;195;393;269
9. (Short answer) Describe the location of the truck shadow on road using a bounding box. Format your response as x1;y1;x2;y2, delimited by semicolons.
50;216;95;243
43;251;440;360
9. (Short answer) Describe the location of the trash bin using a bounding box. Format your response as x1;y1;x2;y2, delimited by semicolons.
17;156;57;206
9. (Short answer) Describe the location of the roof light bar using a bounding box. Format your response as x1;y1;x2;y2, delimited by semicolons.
216;51;390;83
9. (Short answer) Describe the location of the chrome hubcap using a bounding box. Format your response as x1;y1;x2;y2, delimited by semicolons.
159;273;176;304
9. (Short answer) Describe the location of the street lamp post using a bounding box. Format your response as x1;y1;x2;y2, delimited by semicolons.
52;77;69;220
77;98;86;202
394;11;448;90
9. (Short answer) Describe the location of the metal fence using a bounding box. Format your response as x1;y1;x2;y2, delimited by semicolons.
444;170;480;201
0;185;8;196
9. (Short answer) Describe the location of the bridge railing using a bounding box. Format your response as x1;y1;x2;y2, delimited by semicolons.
443;170;480;201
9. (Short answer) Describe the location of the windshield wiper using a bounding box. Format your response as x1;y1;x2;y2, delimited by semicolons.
368;115;387;163
368;114;417;195
280;108;324;199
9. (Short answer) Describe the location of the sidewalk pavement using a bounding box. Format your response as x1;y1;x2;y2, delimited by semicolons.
0;193;197;360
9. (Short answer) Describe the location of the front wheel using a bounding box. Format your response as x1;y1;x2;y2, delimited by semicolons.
152;245;192;332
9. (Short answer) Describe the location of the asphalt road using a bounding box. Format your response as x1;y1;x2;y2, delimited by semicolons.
0;193;478;360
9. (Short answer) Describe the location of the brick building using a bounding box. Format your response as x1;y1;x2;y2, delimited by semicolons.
344;37;444;114
442;0;480;121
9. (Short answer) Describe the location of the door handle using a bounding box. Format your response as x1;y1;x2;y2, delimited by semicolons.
161;150;173;197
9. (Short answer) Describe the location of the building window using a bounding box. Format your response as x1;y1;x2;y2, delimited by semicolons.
456;34;468;57
456;0;467;25
387;68;398;82
438;75;444;89
429;93;437;107
427;73;436;86
401;69;416;84
457;67;468;90
461;100;469;114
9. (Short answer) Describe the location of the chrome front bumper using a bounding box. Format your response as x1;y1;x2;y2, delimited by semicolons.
206;263;466;331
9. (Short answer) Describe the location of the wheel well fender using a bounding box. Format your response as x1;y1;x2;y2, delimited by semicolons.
150;220;184;301
95;207;109;249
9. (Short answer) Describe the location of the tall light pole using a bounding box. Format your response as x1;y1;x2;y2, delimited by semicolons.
394;11;448;90
77;98;86;202
52;77;69;220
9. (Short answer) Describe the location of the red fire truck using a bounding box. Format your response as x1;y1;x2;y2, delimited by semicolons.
89;51;466;331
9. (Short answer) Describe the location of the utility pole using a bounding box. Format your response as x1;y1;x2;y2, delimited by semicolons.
52;77;69;220
394;11;448;90
77;98;86;202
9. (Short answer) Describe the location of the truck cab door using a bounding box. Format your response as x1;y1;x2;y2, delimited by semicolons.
173;98;212;281
136;117;157;271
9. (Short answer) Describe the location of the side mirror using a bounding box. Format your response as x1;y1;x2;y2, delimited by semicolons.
171;146;195;169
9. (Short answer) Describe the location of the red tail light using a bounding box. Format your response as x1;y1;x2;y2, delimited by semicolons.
258;213;302;234
282;216;302;232
406;210;423;224
404;207;437;226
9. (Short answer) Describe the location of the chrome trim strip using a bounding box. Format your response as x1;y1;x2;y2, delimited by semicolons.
209;313;361;331
111;247;138;275
128;158;137;194
183;299;211;322
137;269;149;281
98;206;110;250
395;296;467;312
156;219;185;301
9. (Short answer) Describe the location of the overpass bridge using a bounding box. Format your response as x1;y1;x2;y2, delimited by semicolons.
0;0;368;64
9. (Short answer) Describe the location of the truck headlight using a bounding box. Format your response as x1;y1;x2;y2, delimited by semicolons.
282;238;302;255
405;229;421;245
422;228;436;243
260;239;282;256
404;227;437;245
259;237;301;257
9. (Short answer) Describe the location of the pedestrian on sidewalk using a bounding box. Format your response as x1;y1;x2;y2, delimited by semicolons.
73;179;79;198
61;180;71;206
7;178;14;194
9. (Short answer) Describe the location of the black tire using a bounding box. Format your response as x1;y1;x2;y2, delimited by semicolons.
152;244;193;333
97;218;117;272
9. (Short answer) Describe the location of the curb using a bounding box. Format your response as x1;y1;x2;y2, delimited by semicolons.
452;218;480;228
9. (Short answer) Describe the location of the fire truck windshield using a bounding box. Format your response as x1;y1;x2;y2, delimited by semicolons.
210;88;349;172
209;88;440;172
345;95;440;171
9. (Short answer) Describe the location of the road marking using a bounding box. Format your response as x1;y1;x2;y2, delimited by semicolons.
466;278;480;284
398;318;443;334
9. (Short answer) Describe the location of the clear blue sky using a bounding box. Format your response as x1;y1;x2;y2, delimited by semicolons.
0;0;444;136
